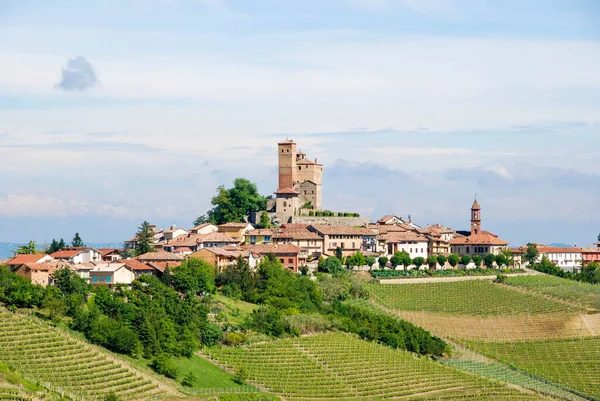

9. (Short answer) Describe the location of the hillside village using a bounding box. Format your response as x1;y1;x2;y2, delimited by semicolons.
3;139;600;288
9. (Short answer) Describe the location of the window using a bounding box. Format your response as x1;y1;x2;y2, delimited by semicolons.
341;243;345;249
250;235;257;244
466;247;470;253
485;247;488;252
288;258;293;264
106;275;111;282
279;258;284;263
264;236;271;243
410;248;413;253
92;276;98;282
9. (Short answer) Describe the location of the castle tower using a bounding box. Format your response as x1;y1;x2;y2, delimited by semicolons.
471;198;481;235
278;139;297;190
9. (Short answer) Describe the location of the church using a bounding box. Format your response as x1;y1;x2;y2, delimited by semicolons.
449;199;509;257
273;139;323;222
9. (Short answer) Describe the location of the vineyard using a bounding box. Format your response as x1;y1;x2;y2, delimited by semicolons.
206;332;547;400
505;275;600;310
368;280;582;316
464;337;600;400
0;309;172;401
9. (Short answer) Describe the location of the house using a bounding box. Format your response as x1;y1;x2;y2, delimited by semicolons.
272;230;324;257
51;247;102;264
89;263;136;286
244;229;275;245
423;224;454;255
383;231;429;259
513;246;583;272
162;226;189;241
189;247;259;269
135;251;185;264
98;248;123;262
146;261;181;274
242;243;301;272
189;223;218;235
450;199;509;257
217;222;254;243
5;254;55;270
122;259;158;277
308;225;376;257
198;232;240;248
14;262;71;287
582;247;600;264
377;215;404;225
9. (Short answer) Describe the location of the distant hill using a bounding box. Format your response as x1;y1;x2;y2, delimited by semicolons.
0;242;122;260
548;242;574;248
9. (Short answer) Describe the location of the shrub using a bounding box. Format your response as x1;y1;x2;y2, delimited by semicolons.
104;392;119;401
365;256;376;268
427;255;437;269
233;366;248;384
150;354;178;379
299;265;309;275
248;306;287;337
447;254;460;268
495;274;507;284
308;210;314;216
412;257;425;269
461;255;472;266
201;322;223;347
436;255;447;267
484;253;496;268
473;255;483;267
181;372;197;387
224;332;246;346
318;256;344;274
378;256;388;269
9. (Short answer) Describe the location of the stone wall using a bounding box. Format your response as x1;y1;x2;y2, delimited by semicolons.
292;216;371;226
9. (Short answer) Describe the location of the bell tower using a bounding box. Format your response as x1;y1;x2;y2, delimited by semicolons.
471;197;481;235
278;139;297;190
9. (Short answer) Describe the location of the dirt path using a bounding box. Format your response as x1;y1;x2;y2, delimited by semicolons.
378;271;541;285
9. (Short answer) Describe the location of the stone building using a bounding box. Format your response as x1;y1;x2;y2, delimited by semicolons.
276;139;323;222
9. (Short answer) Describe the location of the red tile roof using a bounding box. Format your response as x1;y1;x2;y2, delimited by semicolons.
6;254;51;265
309;225;375;236
198;232;239;243
384;231;429;243
146;261;181;273
273;231;323;241
450;231;508;246
20;261;71;272
280;224;310;232
135;251;185;261
274;188;299;195
122;259;154;271
219;222;252;228
97;248;121;256
242;244;301;254
51;250;83;259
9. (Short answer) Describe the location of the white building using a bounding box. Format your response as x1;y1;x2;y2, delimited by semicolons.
383;231;429;260
534;246;583;272
51;247;102;264
89;263;136;286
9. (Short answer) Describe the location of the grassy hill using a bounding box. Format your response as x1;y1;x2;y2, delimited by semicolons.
206;332;547;400
0;308;173;401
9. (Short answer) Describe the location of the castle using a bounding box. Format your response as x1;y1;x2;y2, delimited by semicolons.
274;139;323;221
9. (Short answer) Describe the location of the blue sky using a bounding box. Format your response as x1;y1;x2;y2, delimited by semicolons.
0;0;599;246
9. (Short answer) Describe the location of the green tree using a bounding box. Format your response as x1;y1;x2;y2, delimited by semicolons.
181;372;197;387
257;211;272;229
47;239;60;254
365;256;376;269
71;233;84;247
335;247;343;260
171;258;216;295
460;255;472;266
495;253;508;267
299;265;309;275
193;214;208;226
378;256;388;269
436;255;447;268
150;354;178;379
318;257;344;274
412;257;425;269
346;251;366;268
134;221;155;256
207;178;266;224
524;243;539;266
473;255;483;267
15;240;38;255
447;254;460;268
427;255;437;269
499;248;514;267
484;253;496;268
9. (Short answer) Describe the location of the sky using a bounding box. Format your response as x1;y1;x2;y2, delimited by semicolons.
0;0;599;246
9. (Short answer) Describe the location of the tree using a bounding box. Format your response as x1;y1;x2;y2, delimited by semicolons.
524;243;539;266
447;254;460;268
495;253;508;267
484;253;496;269
436;255;447;268
460;255;472;266
378;256;388;269
473;255;483;267
181;372;197;387
134;221;155;256
413;257;425;269
390;251;411;270
427;255;437;269
207;178;266;224
15;240;39;255
346;251;365;268
318;257;344;274
335;247;343;261
365;256;376;269
257;211;272;229
47;239;60;254
72;233;84;247
171;258;216;295
299;265;309;275
499;248;514;267
193;215;208;227
400;251;412;270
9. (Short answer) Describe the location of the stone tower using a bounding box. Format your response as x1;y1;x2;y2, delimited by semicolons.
278;140;297;191
471;198;481;235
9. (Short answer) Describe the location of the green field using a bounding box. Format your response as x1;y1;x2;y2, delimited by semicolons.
0;309;168;401
506;275;600;310
464;337;600;400
206;332;546;400
368;280;581;315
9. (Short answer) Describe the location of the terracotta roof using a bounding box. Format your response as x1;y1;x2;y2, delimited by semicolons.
198;232;239;243
20;261;71;273
274;188;299;195
450;231;508;246
296;159;322;166
472;198;480;209
280;224;310;232
146;261;181;273
97;248;121;256
191;223;215;231
580;247;600;253
309;225;376;236
536;246;582;254
246;229;275;236
51;249;84;259
6;254;51;265
242;243;301;254
385;231;428;243
273;231;323;240
425;224;454;234
374;225;408;235
193;247;248;258
136;251;185;261
175;247;193;253
122;259;154;271
218;222;252;228
377;215;396;224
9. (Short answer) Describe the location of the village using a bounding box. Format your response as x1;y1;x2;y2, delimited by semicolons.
4;139;600;288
